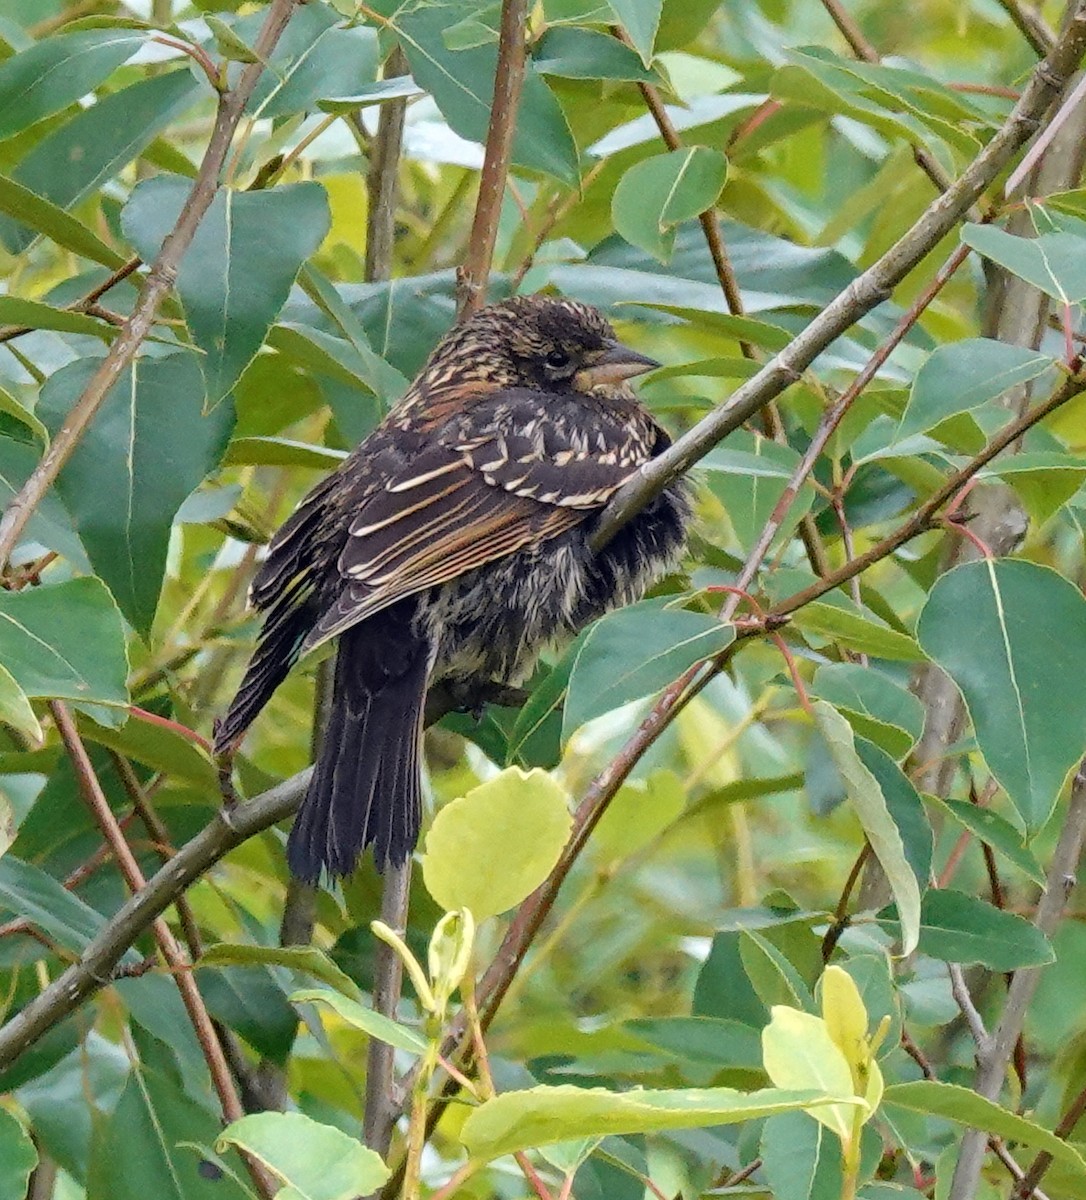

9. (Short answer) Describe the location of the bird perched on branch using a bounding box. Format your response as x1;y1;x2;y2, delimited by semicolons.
215;295;690;881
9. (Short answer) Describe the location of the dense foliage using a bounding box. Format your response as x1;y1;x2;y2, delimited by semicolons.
2;1;1086;1198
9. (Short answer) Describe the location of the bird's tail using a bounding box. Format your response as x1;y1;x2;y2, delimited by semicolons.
286;621;429;881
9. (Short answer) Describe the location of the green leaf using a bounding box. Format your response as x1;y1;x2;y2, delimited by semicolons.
297;264;410;405
603;0;662;66
811;663;925;759
0;854;116;955
612;147;728;262
0;577;128;715
421;767;572;919
218;1112;389;1198
533;27;656;80
793;601;924;661
372;0;578;183
0;383;47;444
981;450;1086;526
962;223;1086;304
0;1107;36;1199
814;701;922;955
0;28;144;140
121;179;331;405
622;1016;764;1071
0;69;203;255
289;988;427;1055
0;437;87;566
883;1080;1086;1185
700;431;815;556
39;354;233;636
0;173;124;266
0;297;115;340
564;599;734;741
629;304;794;351
88;1057;250;1200
0;661;42;741
205;14;262;63
590;770;685;862
916;559;1086;832
761;1112;843;1200
739;929;812;1010
855;738;932;888
201;943;363;1003
929;796;1044;885
897;339;1053;443
249;20;379;119
460;1084;860;1161
223;435;346;469
879;888;1053;970
78;710;215;788
318;77;426;112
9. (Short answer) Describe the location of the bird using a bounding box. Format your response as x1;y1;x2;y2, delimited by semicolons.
214;294;691;881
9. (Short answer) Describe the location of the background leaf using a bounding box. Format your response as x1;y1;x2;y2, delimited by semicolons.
121;179;331;404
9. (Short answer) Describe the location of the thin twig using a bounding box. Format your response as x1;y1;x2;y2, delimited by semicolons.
456;0;528;319
1014;1073;1086;1197
49;703;276;1200
818;0;955;195
590;6;1086;551
0;0;301;571
995;0;1056;55
950;764;1086;1200
723;240;972;616
948;963;992;1054
772;369;1086;618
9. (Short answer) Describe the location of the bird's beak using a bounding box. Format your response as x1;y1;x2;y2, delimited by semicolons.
574;341;660;392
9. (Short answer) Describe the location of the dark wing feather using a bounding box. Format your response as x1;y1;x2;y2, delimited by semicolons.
303;394;657;650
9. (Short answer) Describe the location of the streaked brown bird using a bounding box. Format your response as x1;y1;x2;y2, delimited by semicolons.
215;295;690;880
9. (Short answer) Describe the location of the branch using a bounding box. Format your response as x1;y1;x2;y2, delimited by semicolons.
0;0;301;571
456;0;528;319
589;3;1086;552
950;766;1086;1200
363;46;408;282
0;768;309;1069
50;703;276;1200
995;0;1056;55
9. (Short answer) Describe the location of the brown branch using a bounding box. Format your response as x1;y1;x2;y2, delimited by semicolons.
819;0;956;195
0;258;143;348
456;0;528;319
1016;1074;1086;1196
49;703;276;1200
363;46;408;283
772;369;1086;617
995;0;1056;55
590;3;1086;552
950;765;1086;1200
723;239;972;617
0;0;301;572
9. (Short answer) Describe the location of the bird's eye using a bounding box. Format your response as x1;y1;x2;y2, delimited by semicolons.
545;348;572;370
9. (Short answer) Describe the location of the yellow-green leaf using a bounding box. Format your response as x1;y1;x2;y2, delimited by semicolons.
422;767;571;919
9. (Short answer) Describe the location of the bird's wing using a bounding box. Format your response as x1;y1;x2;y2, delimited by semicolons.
304;408;655;650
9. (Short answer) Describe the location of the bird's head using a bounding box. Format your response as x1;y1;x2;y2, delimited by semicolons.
428;295;660;397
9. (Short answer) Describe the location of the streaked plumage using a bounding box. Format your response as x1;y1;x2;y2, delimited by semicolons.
215;295;690;880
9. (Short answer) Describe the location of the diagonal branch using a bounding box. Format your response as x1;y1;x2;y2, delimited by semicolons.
50;703;276;1200
590;1;1086;552
0;0;301;571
